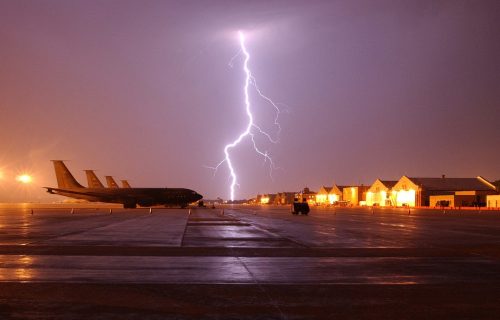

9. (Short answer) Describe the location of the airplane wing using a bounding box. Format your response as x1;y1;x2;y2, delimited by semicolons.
45;187;117;201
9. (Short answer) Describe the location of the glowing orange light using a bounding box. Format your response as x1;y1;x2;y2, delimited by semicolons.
395;189;416;207
16;174;32;184
328;194;339;204
316;194;327;203
260;196;270;204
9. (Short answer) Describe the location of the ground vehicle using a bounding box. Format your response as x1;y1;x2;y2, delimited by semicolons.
291;202;310;215
333;200;350;207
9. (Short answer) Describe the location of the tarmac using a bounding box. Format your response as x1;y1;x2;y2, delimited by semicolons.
1;204;500;319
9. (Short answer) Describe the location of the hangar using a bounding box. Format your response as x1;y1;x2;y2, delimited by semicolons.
392;175;496;207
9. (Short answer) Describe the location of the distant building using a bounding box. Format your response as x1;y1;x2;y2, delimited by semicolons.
316;186;332;205
260;194;277;205
366;179;398;206
255;194;262;204
330;185;344;203
316;185;344;205
342;185;369;206
226;199;249;204
392;175;497;207
274;192;295;205
296;187;317;205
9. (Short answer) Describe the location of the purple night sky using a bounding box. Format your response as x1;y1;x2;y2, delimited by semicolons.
1;0;499;202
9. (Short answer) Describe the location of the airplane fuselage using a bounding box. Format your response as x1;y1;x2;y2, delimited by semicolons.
47;187;203;208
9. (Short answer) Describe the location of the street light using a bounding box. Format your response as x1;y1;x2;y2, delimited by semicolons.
16;174;33;184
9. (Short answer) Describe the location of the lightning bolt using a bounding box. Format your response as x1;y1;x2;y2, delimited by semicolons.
210;31;282;201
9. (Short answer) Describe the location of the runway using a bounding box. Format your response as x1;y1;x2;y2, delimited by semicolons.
1;205;500;319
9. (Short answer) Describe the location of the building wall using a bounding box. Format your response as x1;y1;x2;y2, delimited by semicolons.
274;193;295;205
427;191;493;207
296;188;316;205
430;195;455;207
366;190;390;206
430;194;484;207
392;176;420;207
260;195;270;204
474;190;498;206
342;186;368;206
260;194;276;204
316;187;330;205
366;180;392;206
315;187;341;205
329;185;343;203
343;187;358;205
316;194;327;204
255;194;262;204
328;193;340;204
455;195;481;207
487;195;500;208
396;190;417;207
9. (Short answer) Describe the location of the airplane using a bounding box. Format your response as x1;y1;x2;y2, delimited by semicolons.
105;176;120;188
45;160;203;208
85;170;105;188
121;180;131;188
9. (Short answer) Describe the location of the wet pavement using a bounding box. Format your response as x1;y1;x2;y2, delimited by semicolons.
1;205;500;319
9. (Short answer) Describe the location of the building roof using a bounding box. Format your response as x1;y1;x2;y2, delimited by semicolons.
380;180;398;189
277;192;296;196
343;185;369;190
408;177;495;191
300;187;317;195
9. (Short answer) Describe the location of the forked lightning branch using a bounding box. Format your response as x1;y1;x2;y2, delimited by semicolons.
212;31;282;201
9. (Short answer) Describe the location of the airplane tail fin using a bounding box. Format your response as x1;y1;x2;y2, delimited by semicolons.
51;160;84;189
85;170;105;188
121;180;131;188
105;176;120;188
